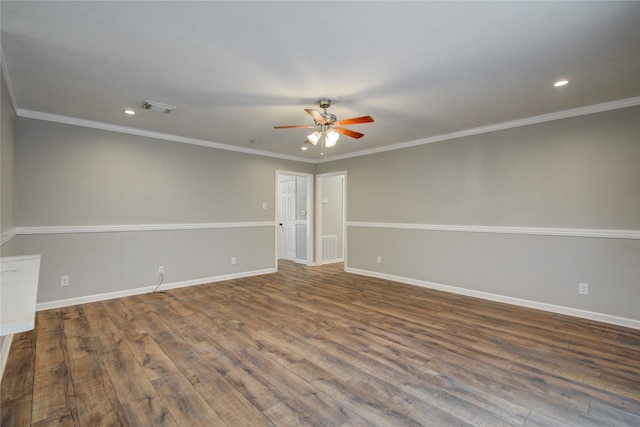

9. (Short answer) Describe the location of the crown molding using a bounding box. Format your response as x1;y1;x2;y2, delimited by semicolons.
15;109;316;164
321;96;640;162
15;96;640;164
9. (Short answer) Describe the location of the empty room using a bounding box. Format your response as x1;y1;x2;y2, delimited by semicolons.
1;1;639;426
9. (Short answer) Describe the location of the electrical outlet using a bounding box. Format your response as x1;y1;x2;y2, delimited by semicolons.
159;265;164;274
376;256;382;264
60;275;70;287
231;256;237;265
579;282;589;295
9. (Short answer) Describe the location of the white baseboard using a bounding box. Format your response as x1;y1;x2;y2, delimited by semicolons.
35;267;276;311
322;258;344;265
345;267;640;330
0;335;14;381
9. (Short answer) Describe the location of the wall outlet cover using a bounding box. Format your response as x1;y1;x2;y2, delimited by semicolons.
579;282;589;295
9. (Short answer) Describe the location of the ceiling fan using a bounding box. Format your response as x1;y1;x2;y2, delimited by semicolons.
274;99;374;156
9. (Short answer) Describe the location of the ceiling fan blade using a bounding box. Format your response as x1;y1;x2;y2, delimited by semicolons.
305;109;327;125
335;115;374;126
335;127;364;139
274;125;316;129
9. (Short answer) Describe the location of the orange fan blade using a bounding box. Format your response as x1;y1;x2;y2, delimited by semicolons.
305;109;327;124
335;127;364;139
335;115;374;126
274;125;316;129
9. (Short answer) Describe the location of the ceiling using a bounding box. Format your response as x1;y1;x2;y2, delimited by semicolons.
2;1;639;162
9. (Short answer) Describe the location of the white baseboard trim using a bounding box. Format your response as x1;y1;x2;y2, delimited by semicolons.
322;258;344;265
345;267;640;330
0;335;14;382
35;267;276;311
347;222;640;240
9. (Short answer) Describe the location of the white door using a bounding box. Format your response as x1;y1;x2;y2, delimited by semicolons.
279;178;296;260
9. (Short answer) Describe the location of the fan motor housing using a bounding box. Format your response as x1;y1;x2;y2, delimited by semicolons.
322;113;337;124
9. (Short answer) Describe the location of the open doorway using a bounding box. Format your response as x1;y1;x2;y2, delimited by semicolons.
316;172;346;266
276;171;313;266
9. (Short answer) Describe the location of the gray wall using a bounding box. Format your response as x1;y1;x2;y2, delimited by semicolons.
9;100;640;322
15;118;313;303
1;64;16;256
318;107;640;321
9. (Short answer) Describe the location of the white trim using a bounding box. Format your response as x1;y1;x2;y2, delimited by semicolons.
345;267;640;330
0;230;16;246
16;109;312;163
320;97;640;162
16;222;275;235
16;98;640;165
35;267;276;311
347;221;640;240
275;171;314;267
316;171;348;266
322;258;344;265
1;48;18;112
0;335;14;381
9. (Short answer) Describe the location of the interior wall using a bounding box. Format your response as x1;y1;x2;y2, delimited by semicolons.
15;118;314;305
317;106;640;323
1;63;16;256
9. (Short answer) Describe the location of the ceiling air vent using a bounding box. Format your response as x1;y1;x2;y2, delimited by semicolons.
142;100;175;114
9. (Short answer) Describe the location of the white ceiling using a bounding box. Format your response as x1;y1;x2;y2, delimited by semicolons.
2;1;639;162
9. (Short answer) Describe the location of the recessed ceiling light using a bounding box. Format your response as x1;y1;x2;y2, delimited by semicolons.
124;109;136;115
554;80;569;87
301;146;308;151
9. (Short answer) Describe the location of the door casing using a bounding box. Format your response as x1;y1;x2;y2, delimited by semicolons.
275;171;314;266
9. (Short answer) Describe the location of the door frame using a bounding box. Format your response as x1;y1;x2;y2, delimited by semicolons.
275;171;314;267
315;171;347;266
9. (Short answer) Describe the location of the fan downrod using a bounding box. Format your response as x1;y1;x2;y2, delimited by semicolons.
317;99;337;124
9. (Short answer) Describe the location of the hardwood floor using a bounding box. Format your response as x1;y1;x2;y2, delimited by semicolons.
2;261;639;426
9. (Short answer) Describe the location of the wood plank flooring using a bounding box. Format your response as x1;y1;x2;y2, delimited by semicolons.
2;261;639;426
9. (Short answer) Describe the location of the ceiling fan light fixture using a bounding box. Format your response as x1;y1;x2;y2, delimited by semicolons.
325;130;339;147
307;131;321;145
275;99;373;157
